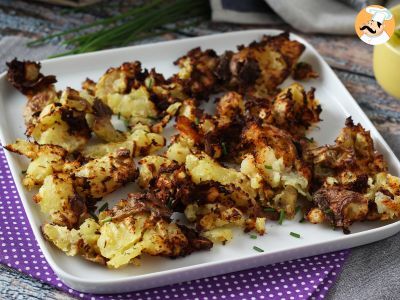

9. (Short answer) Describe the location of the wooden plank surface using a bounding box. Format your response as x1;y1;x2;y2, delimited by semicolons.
0;1;399;299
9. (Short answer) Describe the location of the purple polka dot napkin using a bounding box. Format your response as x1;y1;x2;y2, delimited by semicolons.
0;147;349;299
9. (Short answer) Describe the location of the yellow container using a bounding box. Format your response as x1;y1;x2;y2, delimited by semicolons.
373;5;400;99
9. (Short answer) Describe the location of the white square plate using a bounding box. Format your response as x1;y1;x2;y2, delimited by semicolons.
1;30;399;294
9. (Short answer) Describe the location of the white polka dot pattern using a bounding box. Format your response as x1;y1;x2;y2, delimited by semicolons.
0;148;349;299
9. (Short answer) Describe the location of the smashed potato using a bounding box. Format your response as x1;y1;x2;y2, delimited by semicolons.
74;149;138;199
81;124;165;159
34;173;86;228
185;153;256;207
42;218;105;264
27;103;91;152
4;139;76;189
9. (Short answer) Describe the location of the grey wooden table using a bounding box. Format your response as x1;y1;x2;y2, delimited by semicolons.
1;1;400;299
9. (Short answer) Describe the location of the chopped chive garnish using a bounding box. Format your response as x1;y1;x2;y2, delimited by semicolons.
117;112;121;120
102;217;112;223
295;206;301;214
253;246;264;253
21;170;27;174
98;202;108;213
88;211;98;221
264;207;276;212
290;232;301;238
145;77;154;90
265;165;273;170
194;117;199;125
278;210;285;225
299;217;305;223
250;234;257;239
167;197;174;210
324;208;333;215
221;142;228;155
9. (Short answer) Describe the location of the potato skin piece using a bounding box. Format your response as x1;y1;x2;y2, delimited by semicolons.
6;58;57;96
312;187;368;232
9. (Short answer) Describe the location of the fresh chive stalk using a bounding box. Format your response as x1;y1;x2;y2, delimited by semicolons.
221;142;228;155
253;246;264;253
29;0;210;57
98;202;109;213
102;217;112;223
278;210;285;225
88;211;98;221
290;232;301;238
264;207;276;212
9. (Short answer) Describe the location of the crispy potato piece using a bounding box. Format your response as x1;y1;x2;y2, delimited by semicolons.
166;136;195;164
367;172;400;220
217;32;305;97
34;173;86;228
185;153;256;207
27;103;91;152
81;78;96;95
6;59;59;125
145;69;187;107
94;62;160;126
173;47;219;98
174;33;305;99
107;86;158;126
89;98;126;142
240;153;308;218
81;124;165;159
97;194;212;268
270;83;321;136
24;87;59;126
292;62;319;81
42;218;105;264
307;207;325;224
95;61;143;102
240;123;310;188
185;203;266;243
238;122;311;217
138;155;174;188
43;193;213;268
201;227;234;244
4;139;78;189
305;117;387;188
74;149;138;199
6;58;57;96
174;93;246;160
312;187;368;232
61;87;125;143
